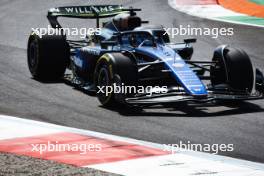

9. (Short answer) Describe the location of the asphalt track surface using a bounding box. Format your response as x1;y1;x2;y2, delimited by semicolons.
0;0;264;164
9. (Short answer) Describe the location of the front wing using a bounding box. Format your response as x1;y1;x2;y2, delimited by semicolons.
125;91;264;106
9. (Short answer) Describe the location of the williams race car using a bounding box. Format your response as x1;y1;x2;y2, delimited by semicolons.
27;5;264;107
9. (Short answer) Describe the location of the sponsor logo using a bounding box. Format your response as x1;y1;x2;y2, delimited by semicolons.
62;6;118;15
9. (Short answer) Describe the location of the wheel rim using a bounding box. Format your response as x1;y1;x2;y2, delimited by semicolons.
97;66;111;103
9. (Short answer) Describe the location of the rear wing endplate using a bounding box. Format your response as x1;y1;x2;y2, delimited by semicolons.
47;5;124;28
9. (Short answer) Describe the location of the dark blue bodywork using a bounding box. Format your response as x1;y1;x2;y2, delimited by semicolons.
135;45;207;96
74;32;207;97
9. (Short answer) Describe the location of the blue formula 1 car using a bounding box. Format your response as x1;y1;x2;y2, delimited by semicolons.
27;5;264;107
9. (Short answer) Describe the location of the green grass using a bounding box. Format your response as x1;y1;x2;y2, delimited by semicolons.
250;0;264;5
218;15;264;26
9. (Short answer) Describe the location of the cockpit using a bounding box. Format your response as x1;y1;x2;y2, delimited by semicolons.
89;12;170;46
103;13;142;32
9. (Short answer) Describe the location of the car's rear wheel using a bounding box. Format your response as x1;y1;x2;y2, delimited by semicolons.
27;31;70;81
210;46;254;92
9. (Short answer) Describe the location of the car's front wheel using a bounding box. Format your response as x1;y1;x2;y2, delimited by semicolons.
210;46;254;93
94;53;138;107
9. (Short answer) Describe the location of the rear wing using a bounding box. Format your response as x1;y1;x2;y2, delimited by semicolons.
47;5;126;28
